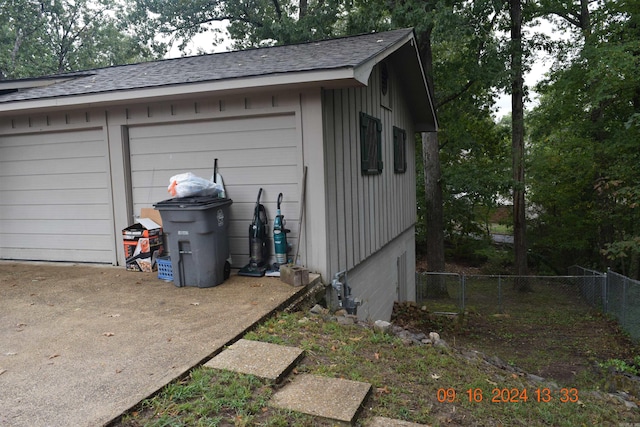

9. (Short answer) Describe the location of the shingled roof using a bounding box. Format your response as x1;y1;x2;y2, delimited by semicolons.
0;28;436;130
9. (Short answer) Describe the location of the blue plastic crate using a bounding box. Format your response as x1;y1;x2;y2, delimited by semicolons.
157;256;173;281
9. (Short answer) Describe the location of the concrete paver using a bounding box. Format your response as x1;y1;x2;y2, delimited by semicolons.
0;262;311;427
270;374;371;425
366;416;431;427
204;338;304;382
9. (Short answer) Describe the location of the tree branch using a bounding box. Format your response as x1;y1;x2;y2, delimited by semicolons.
271;0;283;19
550;11;582;28
168;15;264;33
436;79;475;109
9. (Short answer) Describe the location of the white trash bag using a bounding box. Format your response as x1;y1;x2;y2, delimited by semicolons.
167;172;222;198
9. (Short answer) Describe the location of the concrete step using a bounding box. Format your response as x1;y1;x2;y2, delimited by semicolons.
270;373;371;425
203;338;304;383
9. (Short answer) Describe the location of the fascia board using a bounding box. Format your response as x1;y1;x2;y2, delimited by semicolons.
407;35;438;131
355;31;438;132
353;31;416;85
0;68;359;115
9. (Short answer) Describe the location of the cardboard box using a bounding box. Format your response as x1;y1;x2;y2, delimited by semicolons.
122;218;164;272
140;207;163;226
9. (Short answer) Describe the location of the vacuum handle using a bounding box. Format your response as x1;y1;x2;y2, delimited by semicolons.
277;193;283;209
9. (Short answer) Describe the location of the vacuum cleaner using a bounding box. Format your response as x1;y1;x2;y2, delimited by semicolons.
238;188;269;277
273;193;291;266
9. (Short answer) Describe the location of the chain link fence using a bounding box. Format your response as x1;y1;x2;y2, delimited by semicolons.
567;265;607;309
606;269;640;341
416;267;640;342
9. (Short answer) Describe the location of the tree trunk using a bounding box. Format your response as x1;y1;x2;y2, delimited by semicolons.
423;131;445;273
510;0;529;289
423;131;448;297
416;26;445;275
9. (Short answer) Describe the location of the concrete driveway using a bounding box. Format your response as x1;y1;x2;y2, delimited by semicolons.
0;262;309;427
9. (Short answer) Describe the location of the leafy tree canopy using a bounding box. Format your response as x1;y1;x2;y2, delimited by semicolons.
128;0;346;51
528;0;640;275
0;0;157;79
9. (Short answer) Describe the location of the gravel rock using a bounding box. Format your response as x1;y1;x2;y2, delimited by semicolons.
310;304;326;315
373;320;392;333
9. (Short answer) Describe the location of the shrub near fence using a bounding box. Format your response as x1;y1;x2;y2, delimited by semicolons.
416;267;640;342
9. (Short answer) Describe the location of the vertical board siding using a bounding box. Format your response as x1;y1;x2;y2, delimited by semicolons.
323;62;417;278
0;128;114;262
324;91;339;274
349;88;362;266
341;90;355;270
128;111;301;268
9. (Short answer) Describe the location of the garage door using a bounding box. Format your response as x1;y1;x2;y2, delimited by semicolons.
128;114;300;267
0;129;114;263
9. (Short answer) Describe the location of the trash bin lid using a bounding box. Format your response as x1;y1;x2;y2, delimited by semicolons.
154;195;232;210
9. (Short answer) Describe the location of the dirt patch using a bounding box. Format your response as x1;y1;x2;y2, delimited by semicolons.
392;297;637;389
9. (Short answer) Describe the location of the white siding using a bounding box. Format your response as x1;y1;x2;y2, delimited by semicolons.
0;127;114;262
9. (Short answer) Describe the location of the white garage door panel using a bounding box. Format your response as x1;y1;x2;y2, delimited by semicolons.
0;218;113;235
0;235;113;263
0;129;114;263
0;129;102;157
1;204;109;220
0;156;108;176
131;115;297;142
131;147;297;173
128;114;301;268
2;140;101;162
3;172;108;191
0;188;111;205
131;165;299;202
131;129;298;153
137;129;298;152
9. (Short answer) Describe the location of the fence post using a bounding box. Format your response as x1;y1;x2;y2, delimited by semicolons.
461;274;466;313
498;275;503;314
622;276;628;328
605;268;610;314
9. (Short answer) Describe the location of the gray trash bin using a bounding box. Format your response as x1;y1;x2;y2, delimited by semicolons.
154;195;232;288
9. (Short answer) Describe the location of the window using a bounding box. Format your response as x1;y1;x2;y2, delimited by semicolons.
360;112;383;175
393;126;407;173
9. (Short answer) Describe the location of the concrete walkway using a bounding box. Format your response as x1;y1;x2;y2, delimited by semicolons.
0;262;310;427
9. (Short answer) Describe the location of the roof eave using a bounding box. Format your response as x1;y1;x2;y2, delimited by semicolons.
403;33;438;132
354;31;438;132
0;68;362;115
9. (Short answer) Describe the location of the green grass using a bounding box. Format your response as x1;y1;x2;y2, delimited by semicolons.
116;309;640;427
489;223;513;235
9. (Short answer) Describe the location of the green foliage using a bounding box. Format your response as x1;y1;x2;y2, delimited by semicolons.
527;0;640;274
440;109;512;242
129;0;347;51
0;0;156;79
599;358;639;375
476;246;514;275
